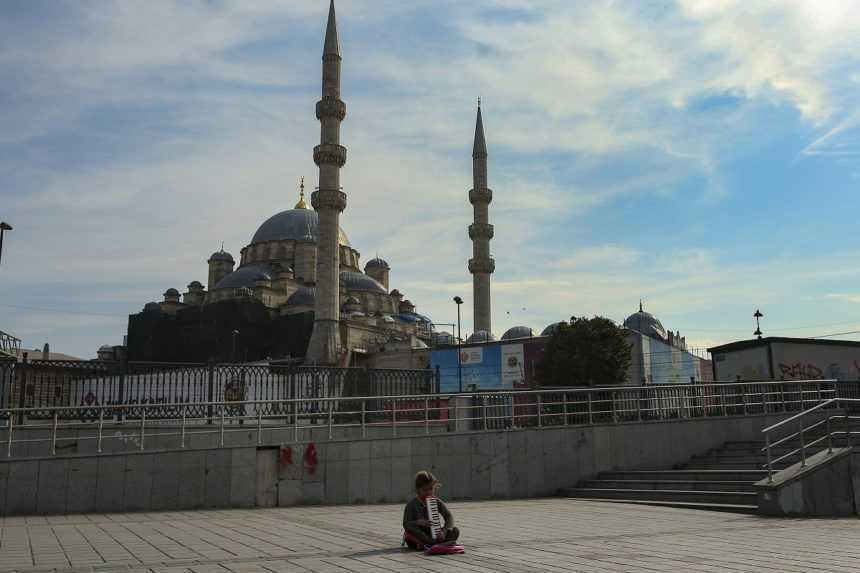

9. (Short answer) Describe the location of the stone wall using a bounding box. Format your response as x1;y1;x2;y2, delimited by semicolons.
0;412;796;516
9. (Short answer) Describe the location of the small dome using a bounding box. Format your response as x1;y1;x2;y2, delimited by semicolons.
208;249;234;264
144;302;161;312
98;344;113;352
188;280;204;289
541;322;567;336
431;331;456;345
340;270;386;294
286;286;315;306
164;288;180;296
214;265;274;290
623;306;667;340
390;289;403;298
467;330;496;343
502;326;534;340
365;257;390;270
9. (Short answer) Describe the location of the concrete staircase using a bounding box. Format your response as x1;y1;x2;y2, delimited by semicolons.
560;440;824;513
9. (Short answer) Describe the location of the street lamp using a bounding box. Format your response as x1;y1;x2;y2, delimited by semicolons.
0;222;12;267
453;296;463;392
753;309;764;339
231;329;240;363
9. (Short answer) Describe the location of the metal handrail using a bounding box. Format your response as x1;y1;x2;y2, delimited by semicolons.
761;398;837;434
762;397;860;482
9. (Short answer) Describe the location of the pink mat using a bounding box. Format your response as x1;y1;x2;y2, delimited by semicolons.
425;544;465;555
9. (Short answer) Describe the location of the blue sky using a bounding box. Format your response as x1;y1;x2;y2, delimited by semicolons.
1;0;859;359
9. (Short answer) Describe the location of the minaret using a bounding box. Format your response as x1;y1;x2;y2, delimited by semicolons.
468;99;495;335
306;0;348;365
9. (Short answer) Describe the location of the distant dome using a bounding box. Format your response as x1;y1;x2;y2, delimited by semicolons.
467;330;496;343
365;257;390;270
98;344;113;352
214;265;274;289
164;288;180;296
286;286;315;306
251;208;350;247
431;331;456;345
541;322;566;336
208;249;234;264
623;306;667;340
502;326;535;340
340;270;386;294
188;280;204;289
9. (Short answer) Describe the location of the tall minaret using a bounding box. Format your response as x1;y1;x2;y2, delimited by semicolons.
306;0;348;365
468;99;495;335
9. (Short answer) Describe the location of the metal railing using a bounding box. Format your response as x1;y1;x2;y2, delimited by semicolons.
761;397;860;482
0;379;837;460
0;329;21;358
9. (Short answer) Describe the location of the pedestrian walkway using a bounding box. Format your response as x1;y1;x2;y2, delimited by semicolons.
1;498;858;572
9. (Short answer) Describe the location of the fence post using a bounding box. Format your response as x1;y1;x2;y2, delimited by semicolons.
16;353;28;426
799;416;806;467
117;357;127;422
536;394;542;428
207;359;215;425
434;365;441;394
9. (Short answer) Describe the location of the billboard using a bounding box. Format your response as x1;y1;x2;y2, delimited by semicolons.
431;344;504;393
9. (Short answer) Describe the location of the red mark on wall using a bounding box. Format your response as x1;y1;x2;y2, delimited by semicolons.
779;363;823;380
279;446;293;466
304;443;318;475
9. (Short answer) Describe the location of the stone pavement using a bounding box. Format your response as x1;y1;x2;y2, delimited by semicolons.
1;499;859;573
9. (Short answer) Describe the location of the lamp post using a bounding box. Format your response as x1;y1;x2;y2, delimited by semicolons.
753;309;764;339
0;222;12;267
453;296;463;392
231;329;240;363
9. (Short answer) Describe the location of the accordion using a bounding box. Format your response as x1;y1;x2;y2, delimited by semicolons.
426;496;443;540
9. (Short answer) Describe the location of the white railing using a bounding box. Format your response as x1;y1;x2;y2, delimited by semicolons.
761;397;860;482
0;380;838;459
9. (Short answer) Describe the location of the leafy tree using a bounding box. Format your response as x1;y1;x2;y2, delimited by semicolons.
537;316;632;387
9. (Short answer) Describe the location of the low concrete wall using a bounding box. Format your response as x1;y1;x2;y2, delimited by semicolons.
756;448;859;516
0;413;793;516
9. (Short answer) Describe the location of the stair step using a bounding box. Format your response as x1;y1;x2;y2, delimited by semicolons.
561;497;758;514
582;480;756;492
561;488;755;506
600;469;768;482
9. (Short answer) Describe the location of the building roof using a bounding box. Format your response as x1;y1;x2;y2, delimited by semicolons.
208;249;234;263
708;336;860;353
622;307;667;341
251;208;350;247
13;349;82;362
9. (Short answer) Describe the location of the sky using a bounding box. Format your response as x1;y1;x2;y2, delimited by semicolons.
1;0;860;360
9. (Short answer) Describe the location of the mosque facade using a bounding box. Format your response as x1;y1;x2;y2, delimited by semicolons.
128;2;446;364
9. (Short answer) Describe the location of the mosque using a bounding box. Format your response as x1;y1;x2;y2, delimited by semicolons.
127;1;483;365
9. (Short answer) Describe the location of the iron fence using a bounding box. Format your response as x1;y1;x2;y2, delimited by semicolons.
0;359;436;423
0;379;841;459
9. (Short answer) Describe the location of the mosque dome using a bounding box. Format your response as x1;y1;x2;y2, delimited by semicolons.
164;288;180;297
286;286;315;306
340;270;386;294
365;257;390;270
541;322;567;336
467;330;496;343
214;265;274;289
208;249;234;264
98;344;113;352
188;280;204;289
431;331;456;345
251;208;350;247
623;305;667;340
501;326;535;340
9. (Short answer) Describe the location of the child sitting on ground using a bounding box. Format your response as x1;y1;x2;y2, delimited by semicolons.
402;470;460;549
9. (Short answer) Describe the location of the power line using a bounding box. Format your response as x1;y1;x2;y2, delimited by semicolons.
809;330;860;339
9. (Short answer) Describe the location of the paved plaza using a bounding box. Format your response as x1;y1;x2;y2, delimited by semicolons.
1;499;858;573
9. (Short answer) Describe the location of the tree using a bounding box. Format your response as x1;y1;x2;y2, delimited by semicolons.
537;316;632;387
